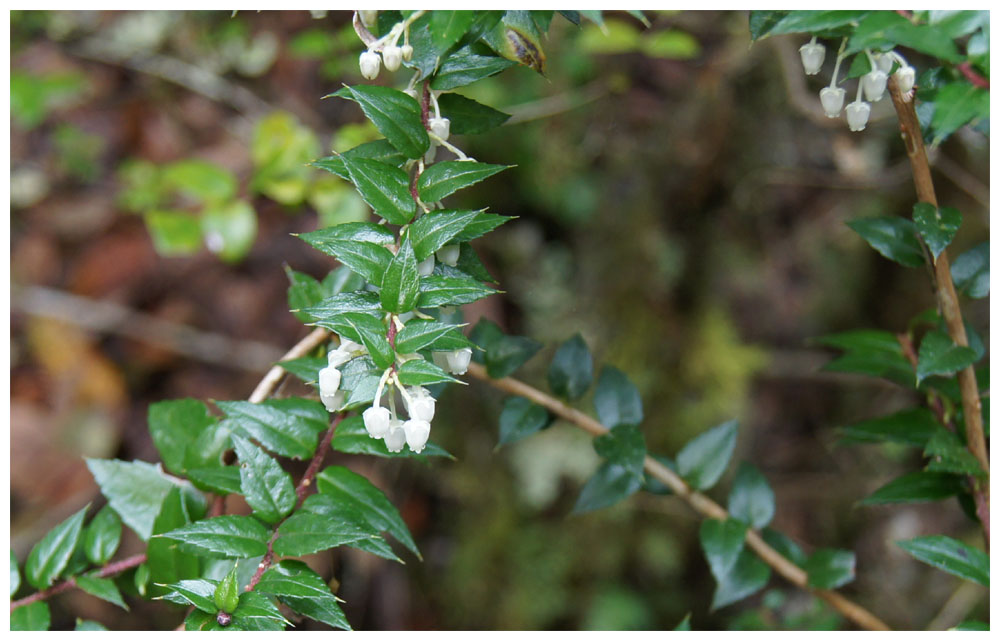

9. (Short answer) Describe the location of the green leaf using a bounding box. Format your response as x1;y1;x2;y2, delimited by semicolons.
748;10;790;40
273;512;377;557
673;613;692;631
146;488;202;589
311;139;408;180
482;10;547;73
930;83;989;145
306;239;393;286
430;46;516;90
235;592;289;630
700;518;749;578
144;210;202;256
912;203;961;261
11;549;20;597
256;560;350;630
819;329;913;384
157;516;271;559
286;268;327;323
201;199;257;263
162;159;236;204
316;466;420;558
572;460;644;513
451;211;514;243
325;312;394;370
83;504;122;566
710;549;770;610
148;399;220;476
803;549;855;589
847;12;962;62
187;467;243;496
381;238;420;313
25;505;88;589
916;330;978;385
279;356;326;384
299;222;396;249
900;535;989;586
548;334;594;400
761;528;807;566
438;93;511;135
330;85;429;159
217;398;329;460
593;366;643;429
232;434;296;524
430;10;476;50
214;565;240;614
75;575;129;611
847;217;925;268
301;494;397;560
952;621;990;631
484;334;541;380
925;428;985;477
341;156;416;225
727;462;775;529
497;396;550;446
396;358;460;386
838;408;939;447
951;243;989;299
594;424;646;477
417;161;509;203
861;471;967;505
417;274;498;308
158;578;218;613
338;356;383;409
183;609;225;631
330;415;454;459
301;291;382;327
643;455;679;495
10;601;50;631
74;619;108;631
395;319;471;354
676;420;738;491
409;209;482;260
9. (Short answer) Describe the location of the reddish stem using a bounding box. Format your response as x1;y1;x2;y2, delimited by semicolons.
957;62;990;90
10;553;147;612
420;81;431;128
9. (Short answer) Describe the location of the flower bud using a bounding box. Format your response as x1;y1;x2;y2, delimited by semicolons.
383;45;402;72
359;10;378;28
862;70;887;102
845;100;871;132
446;347;473;375
321;390;345;413
436;244;460;266
417;255;435;276
359;50;381;80
401;43;413;61
798;42;825;75
363;406;392;438
406;386;436;422
429;116;450;141
384;420;406;452
894;65;915;94
402;419;431;453
819;86;845;118
318;366;342;397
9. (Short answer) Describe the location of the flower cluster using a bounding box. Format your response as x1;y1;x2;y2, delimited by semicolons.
318;339;367;412
357;10;417;80
799;37;916;132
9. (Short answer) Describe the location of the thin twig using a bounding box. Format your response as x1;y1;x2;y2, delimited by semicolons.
248;328;330;403
887;76;989;548
10;553;147;612
466;362;892;631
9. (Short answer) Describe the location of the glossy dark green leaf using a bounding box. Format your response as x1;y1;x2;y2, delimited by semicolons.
273;512;376;557
183;609;226;631
898;535;988;586
341;156;416;225
301;291;382;327
450;211;514;243
803;548;855;589
214;566;240;614
324;312;394;370
187;467;242;496
217;398;329;460
417;274;498;308
83;504;122;566
572;460;644;513
330;85;429;158
765;10;869;36
278;356;326;385
925;428;985;477
286;268;327;323
430;46;516;90
146;488;202;589
158;578;218;613
482;10;546;73
300;494;398;561
234;591;288;629
837;407;939;447
497;396;550;446
381;239;420;314
256;560;350;630
299;222;396;249
317;466;420;557
75;575;129;611
454;242;497;283
310;139;407;180
307;239;393;286
157;516;270;559
676;420;738;491
916;330;978;385
548;334;593;400
417;161;509;203
338;356;382;409
710;549;771;610
861;471;967;505
847;217;924;268
912;203;961;260
397;358;460;386
232;434;296;525
929;10;990;38
593;424;646;478
148;399;220;475
700;518;749;578
10;601;50;631
429;10;476;50
330;415;454;459
593;366;643;429
748;10;790;40
409;209;482;260
281;594;350;631
438;92;511;135
727;462;775;529
951;242;989;299
847;12;962;62
395;319;471;354
761;528;807;566
25;505;88;589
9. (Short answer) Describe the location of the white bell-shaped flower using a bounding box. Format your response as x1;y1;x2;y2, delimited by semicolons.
429;116;450;141
318;366;342;397
819;87;846;118
340;339;365;354
874;52;894;73
363;406;392;438
383;45;402;72
417;255;435;276
401;43;413;61
359;10;378;28
405;386;436;422
403;419;431;453
432;351;450;371
845;100;871;132
321;390;345;413
436;244;460;266
862;70;888;102
327;348;352;369
359;50;381;80
446;347;473;375
894;65;916;94
384;419;407;452
798;42;825;75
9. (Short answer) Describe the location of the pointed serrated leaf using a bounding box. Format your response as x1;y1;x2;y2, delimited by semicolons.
83;504;122;566
307;239;393;286
217;399;329;460
700;518;749;578
897;535;988;586
951;242;989;298
727;463;775;529
548;334;594;400
341;156;416;225
417;161;510;203
861;471;967;505
916;330;978;384
438;92;511;135
381;239;420;313
572;461;643;513
397;358;460;386
330;85;428;159
10;601;51;631
232;434;296;524
25;505;88;589
75;575;129;611
395;319;471;353
847;217;925;267
803;548;856;589
912;203;961;260
676;420;738;491
156;516;271;559
497;396;550;446
273;512;376;557
430;46;516;90
710;549;770;610
157;578;218;613
409;209;482;260
417;275;497;308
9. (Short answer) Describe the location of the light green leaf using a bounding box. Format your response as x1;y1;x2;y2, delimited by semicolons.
727;462;775;529
861;471;967;505
676;420;738;491
700;518;749;578
548;333;594;400
25;505;88;589
10;601;50;631
162;159;236;204
273;512;376;557
201;199;257;263
381;238;420;313
951;242;988;299
214;565;240;614
916;330;978;385
497;396;550;446
765;10;869;36
74;619;108;631
847;217;924;268
952;621;990;631
341;155;416;225
803;548;855;589
847;12;962;62
330;85;429;159
929;82;990;145
144;210;202;256
233;434;296;524
76;575;129;611
417;161;510;203
593;366;643;429
156;516;271;559
912;202;961;260
11;549;20;597
429;10;476;50
217;398;329;460
83;504;122;566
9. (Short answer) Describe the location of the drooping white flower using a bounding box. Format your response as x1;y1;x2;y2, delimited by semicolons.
862;70;888;102
894;65;916;94
874;51;894;74
819;86;846;118
417;255;435;276
363;406;392;438
446;347;473;375
436;244;460;266
401;43;414;61
383;45;402;72
429;116;450;141
405;386;436;422
799;41;826;75
321;390;345;413
319;366;342;397
845;100;871;132
359;50;381;80
403;419;431;453
384;419;407;452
